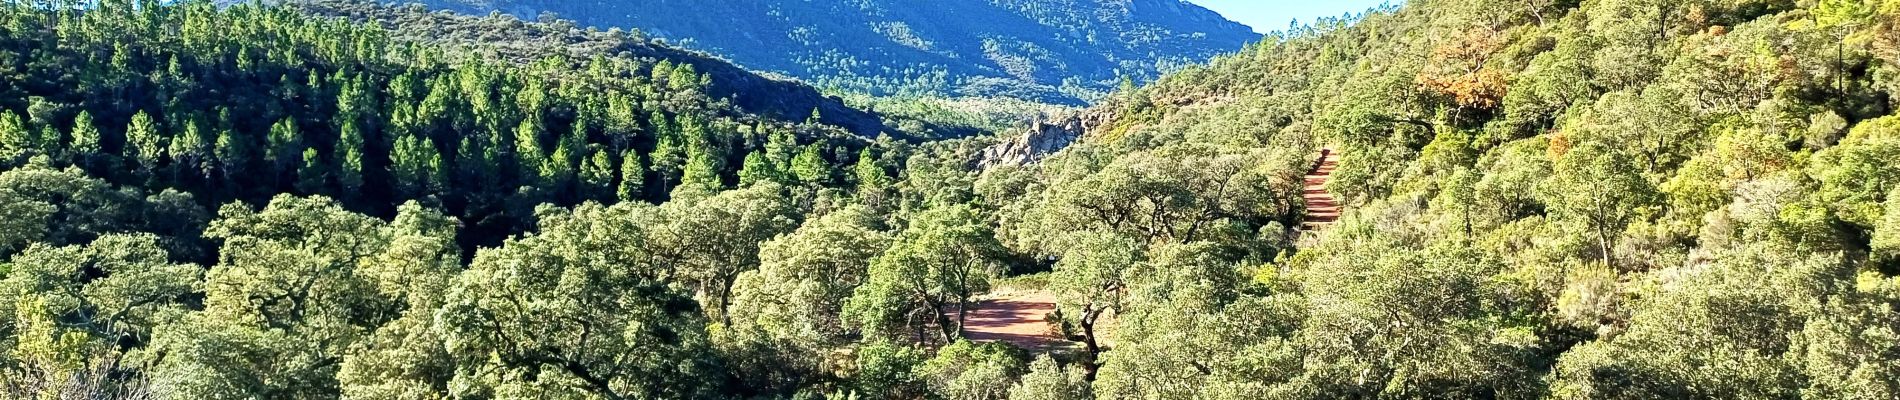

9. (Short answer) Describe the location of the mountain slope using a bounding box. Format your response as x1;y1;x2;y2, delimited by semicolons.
276;0;991;140
415;0;1260;104
977;0;1900;396
0;0;941;254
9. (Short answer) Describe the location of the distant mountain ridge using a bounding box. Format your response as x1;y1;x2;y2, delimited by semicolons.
414;0;1260;104
277;0;952;139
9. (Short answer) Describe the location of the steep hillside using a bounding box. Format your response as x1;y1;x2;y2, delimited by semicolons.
270;0;995;140
0;0;933;254
414;0;1260;104
977;0;1900;396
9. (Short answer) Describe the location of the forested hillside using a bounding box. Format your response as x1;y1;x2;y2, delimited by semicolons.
276;0;951;139
6;0;1900;399
1030;0;1900;397
0;0;956;253
410;0;1259;104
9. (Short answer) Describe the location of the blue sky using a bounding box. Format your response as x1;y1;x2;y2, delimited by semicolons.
1188;0;1399;33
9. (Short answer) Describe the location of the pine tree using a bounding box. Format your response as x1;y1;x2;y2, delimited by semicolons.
170;118;211;179
391;134;430;198
763;128;797;169
791;144;832;185
213;129;250;176
650;112;685;192
424;138;447;195
676;117;723;195
677;149;722;197
738;150;784;187
540;137;577;194
580;146;615;201
651;59;676;86
515;119;546;186
335;72;371;120
484;121;513;174
853;148;889;186
337;118;366;192
69;111;102;158
517;79;550;126
648;110;676;138
618;149;646;203
605;94;640;147
296;148;326;194
0;111;38;159
566;118;592;163
24;97;59;155
457;135;493;191
418;77;457;134
266;118;303;173
124;111;164;173
858;146;893;204
669;64;700;92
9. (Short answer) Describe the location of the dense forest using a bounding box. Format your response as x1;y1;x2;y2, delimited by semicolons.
267;0;975;140
405;0;1259;105
4;0;1900;399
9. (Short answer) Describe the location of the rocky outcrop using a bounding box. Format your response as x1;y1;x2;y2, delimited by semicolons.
976;111;1109;168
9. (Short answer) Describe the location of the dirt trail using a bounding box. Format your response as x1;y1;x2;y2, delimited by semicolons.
1301;148;1341;231
958;290;1066;350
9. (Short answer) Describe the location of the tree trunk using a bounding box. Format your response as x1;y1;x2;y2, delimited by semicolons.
954;297;969;342
1599;226;1614;269
717;275;737;326
1462;207;1473;241
926;296;957;344
1080;312;1102;381
1839;40;1847;96
938;310;957;344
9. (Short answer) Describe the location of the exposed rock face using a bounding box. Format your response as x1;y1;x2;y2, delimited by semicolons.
977;111;1107;168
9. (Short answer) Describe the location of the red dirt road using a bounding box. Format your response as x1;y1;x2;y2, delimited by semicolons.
959;290;1067;350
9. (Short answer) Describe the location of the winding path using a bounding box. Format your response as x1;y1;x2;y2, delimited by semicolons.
1301;148;1341;231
